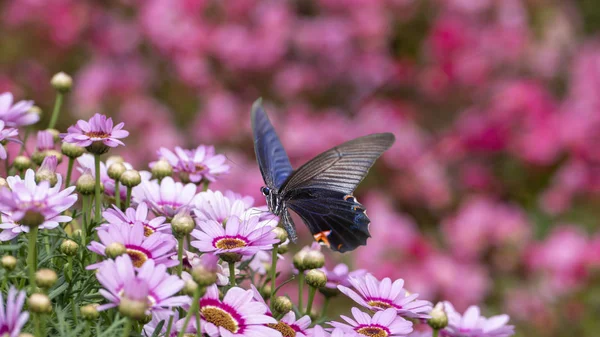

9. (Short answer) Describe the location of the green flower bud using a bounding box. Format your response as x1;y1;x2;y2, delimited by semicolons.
428;302;448;330
51;72;73;93
45;129;60;143
272;227;288;244
272;296;292;314
105;242;127;259
260;284;272;300
80;304;99;321
303;250;325;270
35;269;57;289
61;142;85;159
151;159;173;180
76;173;96;195
277;244;289;255
293;249;309;271
28;293;52;314
171;213;195;238
35;169;58;187
13;156;31;171
1;255;17;271
107;162;126;180
107;155;124;164
183;279;198;296
191;265;218;288
31;151;45;166
305;269;327;289
60;239;79;256
121;170;141;187
19;333;35;337
28;106;42;116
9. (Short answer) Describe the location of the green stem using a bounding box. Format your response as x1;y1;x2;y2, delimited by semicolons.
177;237;184;277
305;286;317;316
202;180;209;192
18;128;31;156
94;154;102;223
297;271;304;313
178;287;202;337
34;313;43;337
65;158;74;187
48;93;63;130
321;297;330;318
71;298;78;325
433;329;439;337
114;180;121;209
269;245;279;311
196;304;202;337
125;187;132;209
229;262;236;286
121;318;132;337
82;196;89;246
164;315;174;337
28;226;39;292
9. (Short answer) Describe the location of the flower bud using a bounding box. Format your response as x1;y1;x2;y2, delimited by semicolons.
293;249;309;271
19;333;35;337
107;155;124;164
80;304;99;321
28;105;42;116
119;297;147;321
107;162;126;180
35;269;57;289
151;159;173;180
0;178;7;188
179;172;191;184
28;293;52;314
46;129;60;143
72;229;83;241
86;141;110;155
21;210;45;227
272;296;292;314
1;255;17;271
13;156;31;171
140;313;153;325
272;227;288;244
428;302;448;330
277;244;289;255
319;286;340;298
60;239;79;256
105;242;127;259
121;170;141;188
191;265;218;288
171;213;195;238
35;169;58;187
305;270;327;289
260;284;272;300
31;151;45;166
61;142;85;159
51;72;73;93
183;279;198;296
219;252;242;263
303;250;325;270
76;173;96;195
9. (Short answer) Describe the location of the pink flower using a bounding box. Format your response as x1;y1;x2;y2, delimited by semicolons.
442;302;514;337
0;286;29;337
88;222;177;269
63;113;129;148
155;145;230;183
0;121;18;160
0;92;37;127
193;190;249;223
321;263;367;290
35;130;54;152
132;177;197;218
198;284;279;337
96;255;189;314
338;274;432;319
329;307;413;337
268;311;311;337
101;202;170;237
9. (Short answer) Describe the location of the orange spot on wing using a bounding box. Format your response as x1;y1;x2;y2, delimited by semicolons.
313;230;332;247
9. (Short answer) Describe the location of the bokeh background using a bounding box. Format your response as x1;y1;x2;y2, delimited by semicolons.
2;0;600;336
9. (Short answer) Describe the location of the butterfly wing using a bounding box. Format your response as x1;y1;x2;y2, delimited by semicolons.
280;133;395;252
251;99;293;189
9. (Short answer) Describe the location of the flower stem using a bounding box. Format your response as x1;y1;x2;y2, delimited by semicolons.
297;271;304;313
178;286;202;337
71;298;78;325
82;196;89;246
94;154;102;224
28;225;39;292
164;314;174;337
229;262;236;286
114;180;121;209
269;245;279;311
33;313;43;337
177;237;184;277
305;286;316;316
65;158;74;187
121;318;132;337
321;297;330;318
125;187;132;209
18;128;30;156
433;329;439;337
196;305;202;337
48;92;63;130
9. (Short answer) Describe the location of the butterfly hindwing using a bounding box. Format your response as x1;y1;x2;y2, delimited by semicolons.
285;188;371;252
280;133;395;195
251;99;293;189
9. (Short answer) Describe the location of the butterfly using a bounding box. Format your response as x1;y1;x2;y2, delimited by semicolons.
251;99;395;252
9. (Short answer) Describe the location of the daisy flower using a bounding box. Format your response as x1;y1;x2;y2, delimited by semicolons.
268;311;311;337
0;286;29;337
193;189;249;223
320;264;367;296
197;284;279;337
442;302;514;337
96;255;189;314
62;113;129;150
0;120;19;160
101;202;170;237
156;145;230;183
87;222;177;269
191;215;279;258
329;307;413;337
132;177;197;218
307;326;357;337
0;170;76;227
0;92;37;127
36;130;55;152
338;274;432;319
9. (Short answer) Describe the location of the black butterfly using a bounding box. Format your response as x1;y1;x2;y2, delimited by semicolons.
251;99;395;252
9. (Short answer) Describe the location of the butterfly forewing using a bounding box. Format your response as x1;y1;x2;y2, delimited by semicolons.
251;99;293;189
280;133;395;195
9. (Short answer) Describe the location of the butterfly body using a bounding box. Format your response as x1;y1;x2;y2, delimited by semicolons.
252;99;395;252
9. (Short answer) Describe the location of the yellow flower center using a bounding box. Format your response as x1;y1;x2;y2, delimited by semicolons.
356;326;388;337
201;306;239;333
143;226;155;237
85;131;110;138
126;248;149;268
367;300;394;309
215;237;247;250
268;322;296;337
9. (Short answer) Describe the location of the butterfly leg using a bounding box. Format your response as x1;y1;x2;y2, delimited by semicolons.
282;210;298;243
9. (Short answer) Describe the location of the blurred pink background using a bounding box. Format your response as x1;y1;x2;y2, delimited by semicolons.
2;0;600;335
